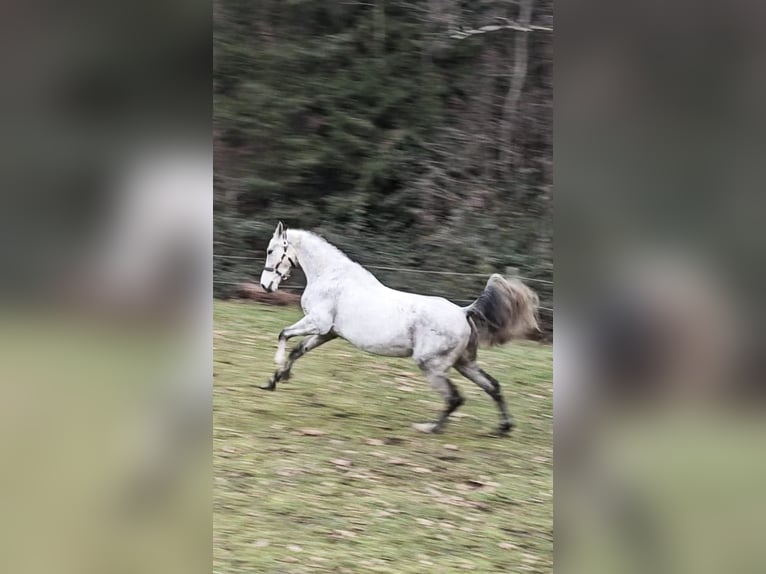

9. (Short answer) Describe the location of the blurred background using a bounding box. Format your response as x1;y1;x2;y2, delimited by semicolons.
213;0;553;334
556;0;766;572
0;2;210;573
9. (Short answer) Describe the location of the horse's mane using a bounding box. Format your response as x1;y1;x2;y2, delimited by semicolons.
289;229;346;256
288;229;370;274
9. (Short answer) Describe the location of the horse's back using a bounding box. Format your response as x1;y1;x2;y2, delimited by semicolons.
331;283;468;358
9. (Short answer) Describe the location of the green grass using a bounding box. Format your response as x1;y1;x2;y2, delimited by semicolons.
214;301;552;573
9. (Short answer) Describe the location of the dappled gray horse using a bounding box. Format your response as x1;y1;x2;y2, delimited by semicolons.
259;222;540;435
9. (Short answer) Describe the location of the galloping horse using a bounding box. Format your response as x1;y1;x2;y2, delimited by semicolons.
259;222;540;435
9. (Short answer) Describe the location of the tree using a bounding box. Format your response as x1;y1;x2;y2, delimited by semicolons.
214;0;553;332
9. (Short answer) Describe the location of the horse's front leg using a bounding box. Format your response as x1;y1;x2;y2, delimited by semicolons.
274;316;323;365
270;332;336;385
259;316;323;391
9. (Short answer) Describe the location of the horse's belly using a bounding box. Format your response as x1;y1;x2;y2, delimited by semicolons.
334;314;414;357
352;341;413;357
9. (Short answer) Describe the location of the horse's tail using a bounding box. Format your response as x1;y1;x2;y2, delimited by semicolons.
463;274;540;347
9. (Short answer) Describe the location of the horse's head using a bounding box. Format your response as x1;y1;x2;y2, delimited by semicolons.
260;221;298;293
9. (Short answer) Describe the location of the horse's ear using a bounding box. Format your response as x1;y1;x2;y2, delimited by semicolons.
275;221;284;237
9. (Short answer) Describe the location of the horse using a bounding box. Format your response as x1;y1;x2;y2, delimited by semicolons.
258;221;541;435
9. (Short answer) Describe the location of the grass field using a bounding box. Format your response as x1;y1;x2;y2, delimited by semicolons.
214;301;552;573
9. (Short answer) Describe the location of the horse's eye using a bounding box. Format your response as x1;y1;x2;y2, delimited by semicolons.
267;249;273;255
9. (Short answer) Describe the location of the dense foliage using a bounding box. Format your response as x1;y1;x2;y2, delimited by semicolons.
214;0;552;330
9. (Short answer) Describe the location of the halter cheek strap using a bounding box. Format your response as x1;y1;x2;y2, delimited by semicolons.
264;250;298;279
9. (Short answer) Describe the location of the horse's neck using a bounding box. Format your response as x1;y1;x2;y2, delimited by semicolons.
288;230;358;284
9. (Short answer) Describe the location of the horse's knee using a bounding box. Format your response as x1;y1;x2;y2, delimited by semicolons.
415;352;453;375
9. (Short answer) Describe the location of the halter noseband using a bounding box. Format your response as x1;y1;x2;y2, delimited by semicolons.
264;249;298;280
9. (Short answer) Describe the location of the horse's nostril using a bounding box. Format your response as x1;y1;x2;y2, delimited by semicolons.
260;283;269;292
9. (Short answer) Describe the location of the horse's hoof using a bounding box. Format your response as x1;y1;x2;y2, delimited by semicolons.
496;421;514;436
412;422;441;434
258;381;276;391
269;369;291;384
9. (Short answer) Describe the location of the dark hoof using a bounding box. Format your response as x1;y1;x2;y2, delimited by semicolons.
258;380;276;391
496;421;514;436
270;369;291;384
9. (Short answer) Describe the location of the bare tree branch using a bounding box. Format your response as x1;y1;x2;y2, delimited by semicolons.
449;18;551;40
501;0;534;182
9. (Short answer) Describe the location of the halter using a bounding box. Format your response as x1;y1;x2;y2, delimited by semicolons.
264;248;298;280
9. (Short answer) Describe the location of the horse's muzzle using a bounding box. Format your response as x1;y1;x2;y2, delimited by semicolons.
260;282;272;293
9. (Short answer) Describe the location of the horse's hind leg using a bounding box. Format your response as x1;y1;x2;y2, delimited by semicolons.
455;361;514;435
412;358;464;434
259;333;336;391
